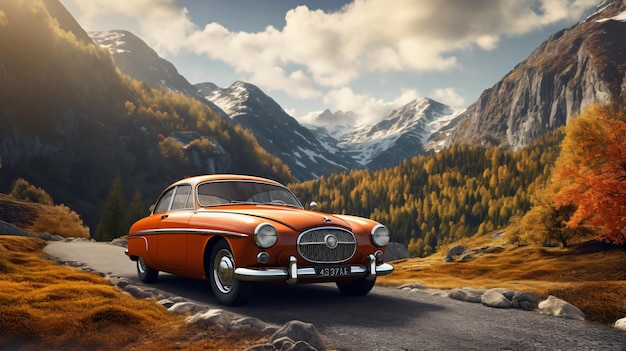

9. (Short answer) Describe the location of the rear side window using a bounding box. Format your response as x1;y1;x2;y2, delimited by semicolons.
154;188;175;214
171;185;193;210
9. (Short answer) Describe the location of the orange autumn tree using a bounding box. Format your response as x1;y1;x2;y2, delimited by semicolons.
553;104;626;245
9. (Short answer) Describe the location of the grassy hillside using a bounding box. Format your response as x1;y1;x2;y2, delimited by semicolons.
378;233;626;324
0;193;89;238
0;236;265;350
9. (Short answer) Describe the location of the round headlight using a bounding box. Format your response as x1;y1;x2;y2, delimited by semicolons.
254;223;277;248
371;224;390;247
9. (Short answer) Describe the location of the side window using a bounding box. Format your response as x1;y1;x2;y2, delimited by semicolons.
154;188;175;214
171;185;192;210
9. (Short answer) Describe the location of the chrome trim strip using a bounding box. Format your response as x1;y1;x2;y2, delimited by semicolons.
130;228;248;237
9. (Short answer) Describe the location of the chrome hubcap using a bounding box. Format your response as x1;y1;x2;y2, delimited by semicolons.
214;249;235;293
138;258;147;273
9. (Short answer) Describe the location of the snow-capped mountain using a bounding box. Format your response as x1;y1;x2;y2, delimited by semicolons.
88;29;466;177
337;98;464;168
89;30;229;120
200;81;361;180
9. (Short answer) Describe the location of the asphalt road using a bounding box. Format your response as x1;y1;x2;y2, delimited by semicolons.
44;241;626;351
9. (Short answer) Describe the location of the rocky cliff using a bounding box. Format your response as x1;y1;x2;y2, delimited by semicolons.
447;0;626;150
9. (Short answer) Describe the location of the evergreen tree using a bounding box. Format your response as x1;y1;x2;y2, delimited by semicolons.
125;190;147;231
95;176;126;242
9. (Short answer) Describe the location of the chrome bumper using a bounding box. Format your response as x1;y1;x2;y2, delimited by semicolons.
234;254;394;284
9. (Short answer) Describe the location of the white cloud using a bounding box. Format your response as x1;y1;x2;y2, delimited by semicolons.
60;0;598;101
430;88;466;107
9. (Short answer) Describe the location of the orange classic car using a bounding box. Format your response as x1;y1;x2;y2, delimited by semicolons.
126;174;394;305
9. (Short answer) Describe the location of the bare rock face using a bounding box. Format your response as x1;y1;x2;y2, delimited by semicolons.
447;0;626;150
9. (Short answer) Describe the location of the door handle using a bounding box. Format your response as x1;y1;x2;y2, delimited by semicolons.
161;214;169;219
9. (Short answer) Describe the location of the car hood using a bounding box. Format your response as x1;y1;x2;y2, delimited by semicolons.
204;205;352;232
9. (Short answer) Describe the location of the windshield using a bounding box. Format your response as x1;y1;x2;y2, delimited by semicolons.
197;180;303;208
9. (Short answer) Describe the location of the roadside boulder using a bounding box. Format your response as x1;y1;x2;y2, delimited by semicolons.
385;242;410;261
448;287;484;303
614;318;626;332
511;291;542;310
270;321;325;351
538;295;585;321
481;288;512;308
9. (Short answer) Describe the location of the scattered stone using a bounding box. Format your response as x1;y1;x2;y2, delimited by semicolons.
0;220;36;238
270;321;325;351
448;287;485;303
399;282;425;290
481;288;512;308
384;242;410;261
445;245;465;262
186;309;234;330
111;237;128;247
511;291;542;311
169;301;209;315
538;295;585;321
158;298;176;309
614;318;626;332
40;232;64;241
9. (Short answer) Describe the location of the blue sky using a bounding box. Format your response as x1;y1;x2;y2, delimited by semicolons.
59;0;601;126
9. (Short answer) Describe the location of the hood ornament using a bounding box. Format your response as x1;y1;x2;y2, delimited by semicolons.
322;216;331;223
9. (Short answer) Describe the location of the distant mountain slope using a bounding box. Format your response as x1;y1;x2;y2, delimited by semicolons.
447;0;626;150
339;98;464;168
202;81;361;180
89;30;229;120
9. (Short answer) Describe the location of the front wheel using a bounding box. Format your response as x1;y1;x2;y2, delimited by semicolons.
209;240;251;306
336;278;376;296
137;257;159;283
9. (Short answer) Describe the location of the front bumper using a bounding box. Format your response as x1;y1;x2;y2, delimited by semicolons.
234;254;394;284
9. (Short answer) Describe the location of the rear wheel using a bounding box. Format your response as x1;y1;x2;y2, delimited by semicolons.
137;257;159;283
336;277;376;296
209;240;251;306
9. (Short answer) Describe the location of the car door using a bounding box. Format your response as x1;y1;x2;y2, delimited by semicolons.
157;184;194;270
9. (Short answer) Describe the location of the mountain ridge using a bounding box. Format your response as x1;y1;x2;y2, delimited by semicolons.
445;0;626;150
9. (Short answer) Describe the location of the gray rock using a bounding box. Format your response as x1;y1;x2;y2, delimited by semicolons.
445;245;465;261
538;295;585;321
481;289;512;309
384;242;410;261
448;287;485;303
231;316;272;334
614;318;626;332
40;232;64;241
271;321;325;351
0;220;36;237
169;301;209;315
186;309;234;331
511;291;542;311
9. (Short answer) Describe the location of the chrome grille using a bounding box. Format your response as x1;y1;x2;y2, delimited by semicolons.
297;227;356;263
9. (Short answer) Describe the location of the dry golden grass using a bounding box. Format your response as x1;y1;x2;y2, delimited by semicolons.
379;234;626;324
0;194;90;238
0;236;266;350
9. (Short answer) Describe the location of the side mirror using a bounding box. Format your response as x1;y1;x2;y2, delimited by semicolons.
309;201;318;211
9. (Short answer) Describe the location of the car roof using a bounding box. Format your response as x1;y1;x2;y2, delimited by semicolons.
169;174;284;188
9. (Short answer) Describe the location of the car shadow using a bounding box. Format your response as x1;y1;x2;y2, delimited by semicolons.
147;274;445;329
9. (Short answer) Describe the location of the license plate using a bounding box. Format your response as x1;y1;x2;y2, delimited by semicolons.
316;266;350;278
